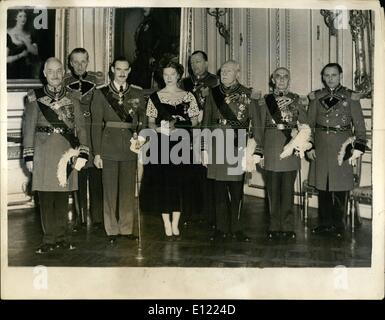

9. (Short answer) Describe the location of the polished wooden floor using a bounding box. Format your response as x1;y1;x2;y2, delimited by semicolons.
7;196;372;267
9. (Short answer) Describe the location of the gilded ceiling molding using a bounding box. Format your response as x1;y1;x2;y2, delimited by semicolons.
320;9;338;36
350;10;371;97
203;9;208;53
285;9;291;71
246;8;251;86
207;8;230;45
65;9;70;60
188;8;193;56
229;8;234;59
103;8;114;83
275;9;280;68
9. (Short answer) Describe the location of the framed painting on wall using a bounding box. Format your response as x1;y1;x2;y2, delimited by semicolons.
6;8;56;89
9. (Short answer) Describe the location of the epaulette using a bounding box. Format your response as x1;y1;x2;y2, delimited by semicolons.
88;71;105;86
298;95;309;106
130;84;143;90
351;91;361;101
26;90;37;103
98;84;109;91
308;91;316;100
62;73;74;85
288;92;299;100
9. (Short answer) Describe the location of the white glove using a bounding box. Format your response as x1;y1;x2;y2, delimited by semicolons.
94;154;103;169
337;136;355;166
244;154;259;173
26;161;33;173
348;149;363;166
306;149;316;161
159;120;172;136
74;157;87;171
130;135;146;154
201;150;209;167
254;154;264;168
253;154;262;164
280;124;312;159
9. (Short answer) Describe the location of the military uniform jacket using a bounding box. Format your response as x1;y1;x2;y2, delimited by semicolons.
64;71;105;167
202;83;259;181
22;86;88;192
91;82;146;161
181;72;219;110
255;91;308;172
307;85;366;191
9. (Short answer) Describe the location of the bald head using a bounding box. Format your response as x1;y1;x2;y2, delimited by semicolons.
43;57;64;88
220;60;240;87
222;60;240;73
272;67;290;91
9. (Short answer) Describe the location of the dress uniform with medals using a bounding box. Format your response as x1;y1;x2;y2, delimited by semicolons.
307;82;366;236
255;85;309;240
202;77;259;242
23;81;89;253
91;80;146;240
64;70;105;228
181;72;219;110
180;71;219;227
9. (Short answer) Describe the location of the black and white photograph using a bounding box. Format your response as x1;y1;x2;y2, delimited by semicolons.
1;0;384;300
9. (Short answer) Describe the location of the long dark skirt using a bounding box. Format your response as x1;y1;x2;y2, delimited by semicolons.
139;133;186;214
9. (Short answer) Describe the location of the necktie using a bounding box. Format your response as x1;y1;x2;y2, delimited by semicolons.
118;85;124;105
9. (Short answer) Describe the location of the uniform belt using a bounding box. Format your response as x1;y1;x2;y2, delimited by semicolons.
265;123;295;130
216;119;248;128
36;126;73;134
315;124;352;133
105;121;135;129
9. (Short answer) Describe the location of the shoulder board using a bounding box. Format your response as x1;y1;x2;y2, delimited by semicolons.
26;90;37;103
98;85;109;95
207;73;220;84
287;92;299;100
87;71;105;86
308;91;317;100
62;73;74;84
88;71;104;79
298;95;309;106
351;91;361;101
239;85;251;95
63;72;72;80
130;84;143;90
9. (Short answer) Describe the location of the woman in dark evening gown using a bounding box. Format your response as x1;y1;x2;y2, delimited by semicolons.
140;61;199;240
7;9;39;79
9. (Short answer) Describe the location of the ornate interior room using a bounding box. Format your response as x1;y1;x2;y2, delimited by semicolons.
6;7;373;267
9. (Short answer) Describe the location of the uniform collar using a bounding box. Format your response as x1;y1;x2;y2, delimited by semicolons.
110;81;129;95
44;84;65;100
191;72;209;83
72;71;88;81
273;88;289;97
326;84;343;94
220;82;241;95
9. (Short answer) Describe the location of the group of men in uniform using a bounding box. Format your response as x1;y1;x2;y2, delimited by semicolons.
23;46;366;253
23;49;147;252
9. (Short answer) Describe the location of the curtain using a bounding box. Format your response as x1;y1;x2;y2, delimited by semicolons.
179;8;194;78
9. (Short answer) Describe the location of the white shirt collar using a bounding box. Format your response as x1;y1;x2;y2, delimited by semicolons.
113;81;127;91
